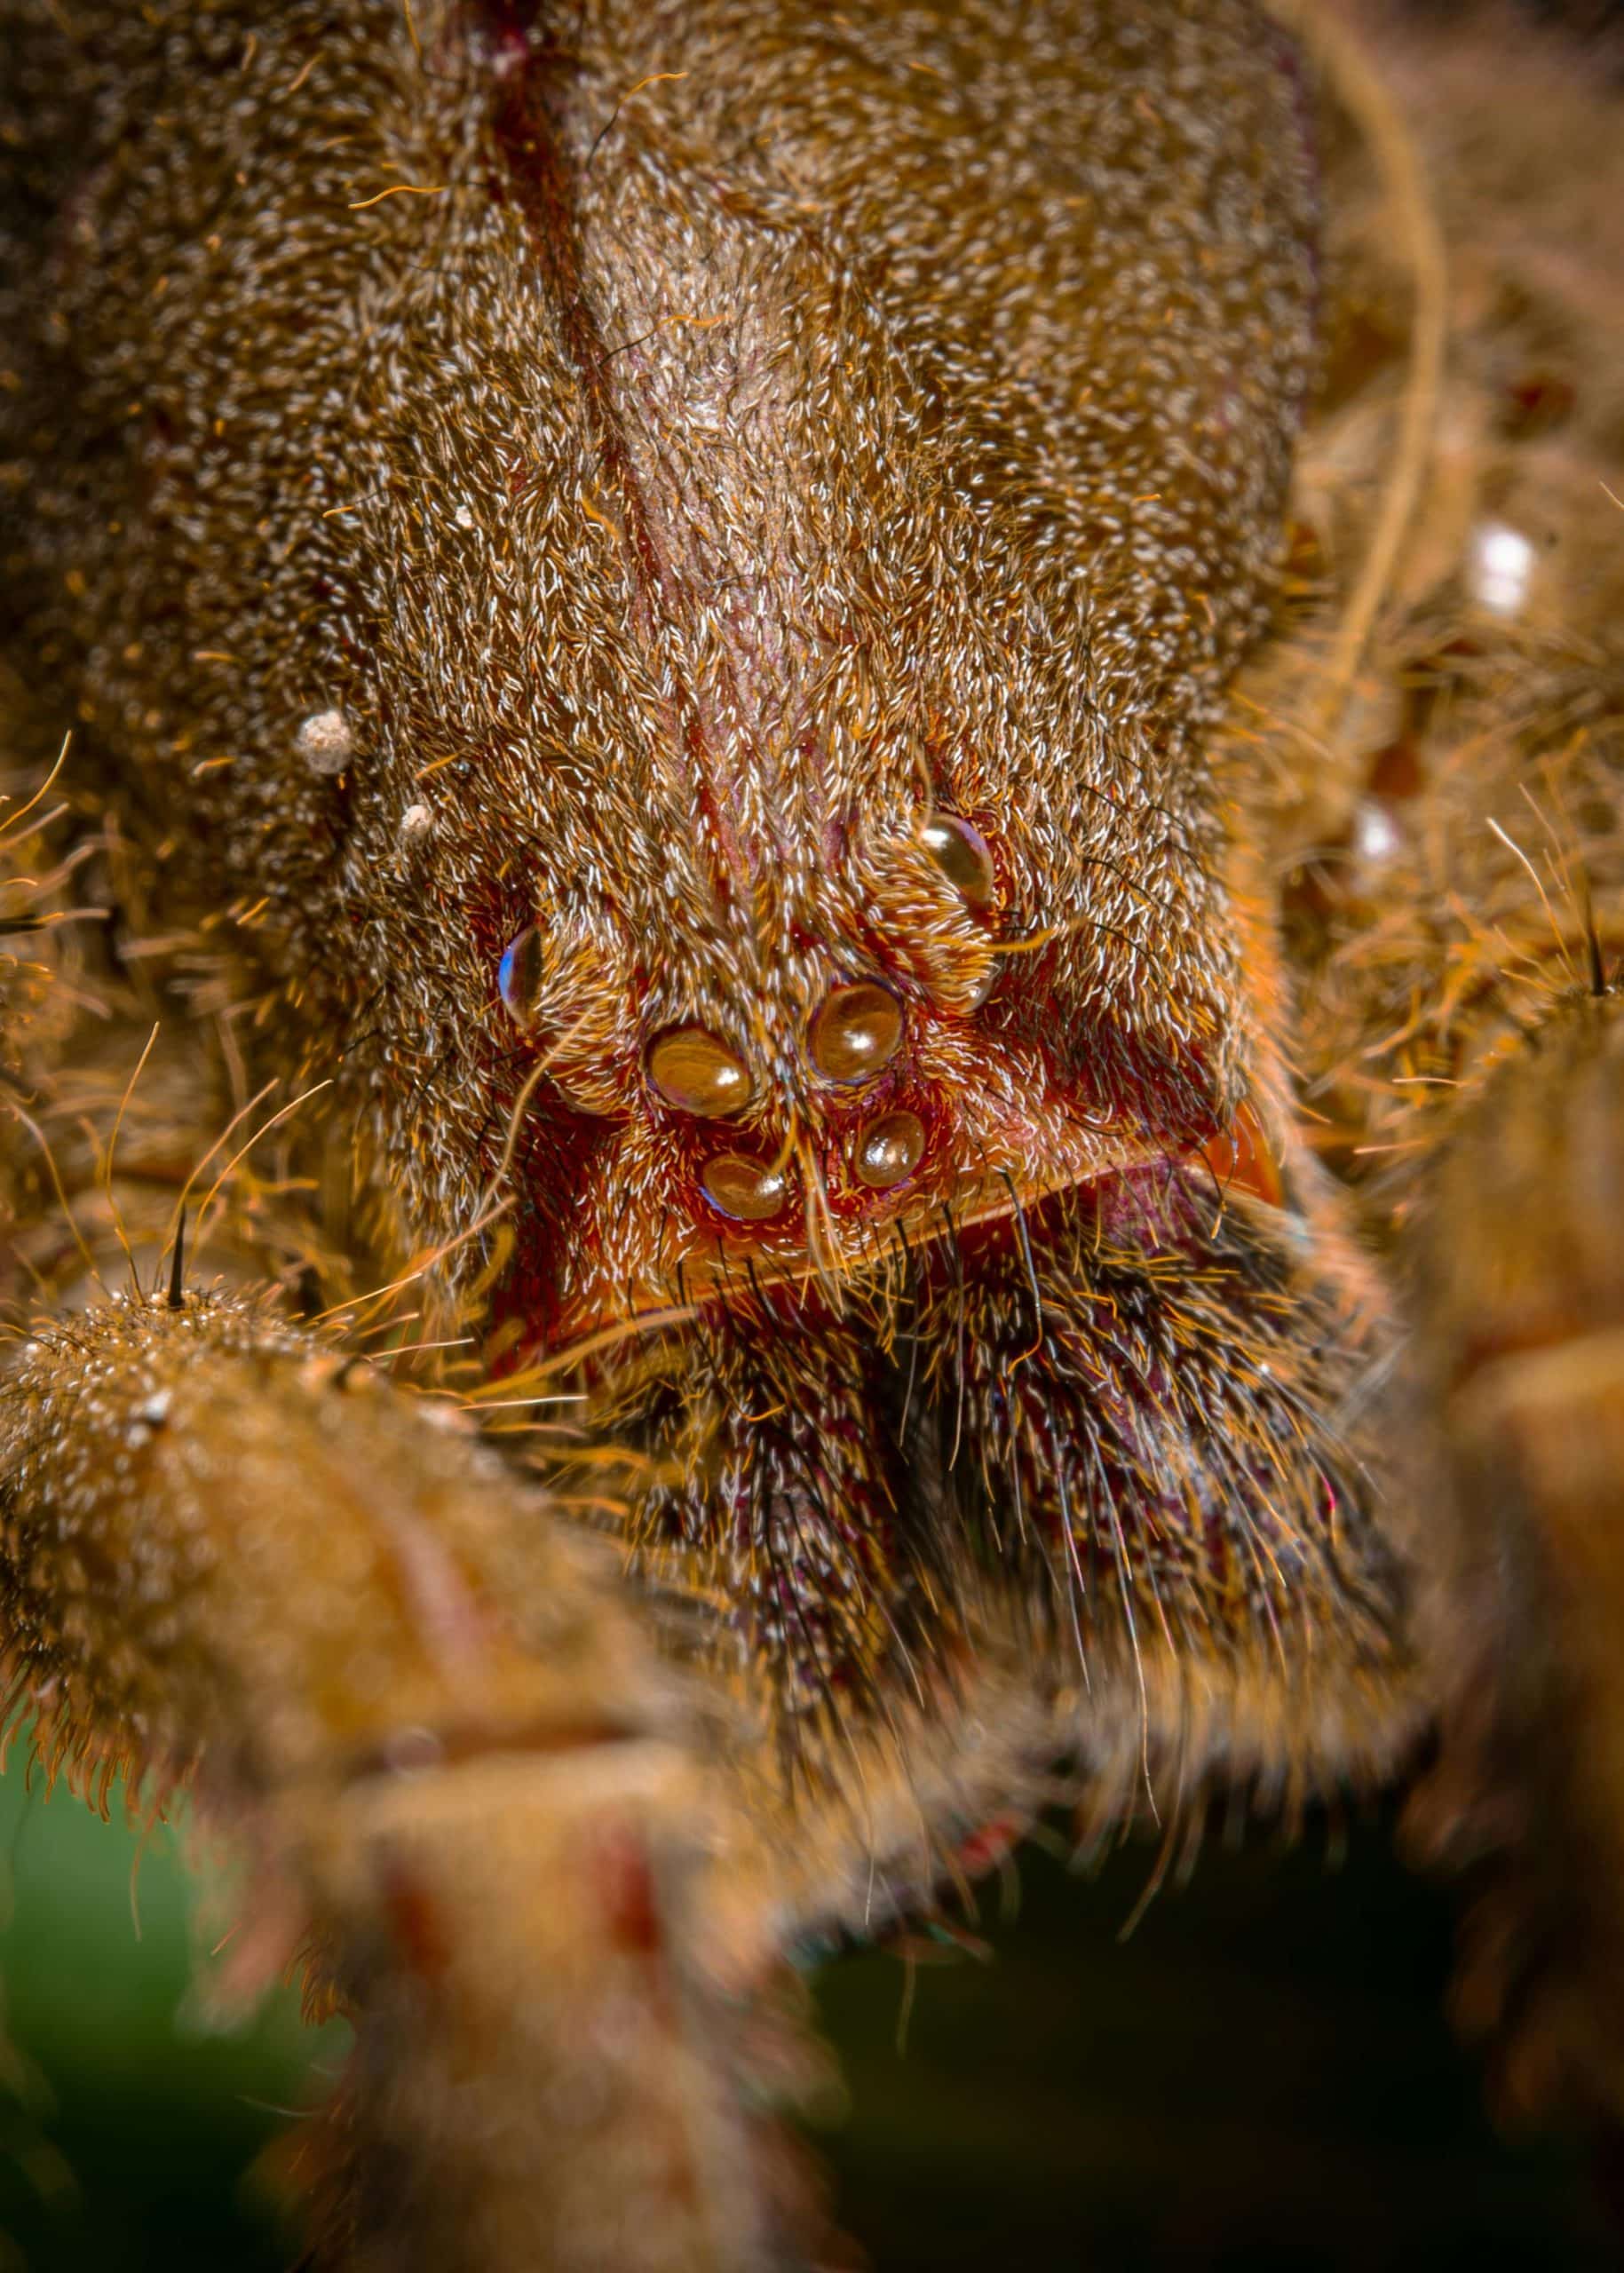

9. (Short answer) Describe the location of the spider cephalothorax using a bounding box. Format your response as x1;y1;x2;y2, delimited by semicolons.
1;0;1410;1780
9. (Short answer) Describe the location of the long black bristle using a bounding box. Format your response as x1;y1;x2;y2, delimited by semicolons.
166;1211;186;1310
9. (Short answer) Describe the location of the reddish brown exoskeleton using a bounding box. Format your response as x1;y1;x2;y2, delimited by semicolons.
3;1;1623;2263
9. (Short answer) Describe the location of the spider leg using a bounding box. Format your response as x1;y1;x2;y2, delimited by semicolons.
1258;0;1624;2134
0;1292;789;2270
1405;992;1624;2126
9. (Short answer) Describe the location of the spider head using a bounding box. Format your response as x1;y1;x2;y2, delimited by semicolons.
481;756;1235;1345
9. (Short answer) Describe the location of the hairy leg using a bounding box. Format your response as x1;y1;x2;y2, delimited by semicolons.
1255;0;1624;2129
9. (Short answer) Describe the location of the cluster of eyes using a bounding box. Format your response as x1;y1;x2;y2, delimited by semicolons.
498;812;997;1227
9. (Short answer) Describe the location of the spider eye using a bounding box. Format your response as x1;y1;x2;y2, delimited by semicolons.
646;1026;755;1117
920;812;996;913
701;1152;791;1222
853;1109;925;1191
498;927;546;1027
808;982;904;1084
965;958;1002;1010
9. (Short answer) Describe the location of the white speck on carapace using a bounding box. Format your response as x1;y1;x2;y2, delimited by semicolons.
296;708;355;775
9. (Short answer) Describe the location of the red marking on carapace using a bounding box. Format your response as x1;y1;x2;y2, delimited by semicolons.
479;7;748;892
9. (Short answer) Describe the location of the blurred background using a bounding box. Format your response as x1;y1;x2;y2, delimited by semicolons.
0;1759;1612;2270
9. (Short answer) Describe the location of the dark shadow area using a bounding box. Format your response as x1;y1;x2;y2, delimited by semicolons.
812;1810;1614;2270
0;1765;1611;2269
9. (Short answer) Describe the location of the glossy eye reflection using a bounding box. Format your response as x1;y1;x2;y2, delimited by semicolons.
646;1025;754;1117
808;982;904;1084
701;1152;791;1222
854;1110;925;1191
498;927;545;1027
920;812;996;913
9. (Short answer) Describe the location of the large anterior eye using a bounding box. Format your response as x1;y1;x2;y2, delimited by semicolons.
701;1152;792;1222
646;1026;755;1117
920;812;997;913
807;982;904;1084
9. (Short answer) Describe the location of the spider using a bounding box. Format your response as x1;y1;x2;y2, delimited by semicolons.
2;1;1621;2265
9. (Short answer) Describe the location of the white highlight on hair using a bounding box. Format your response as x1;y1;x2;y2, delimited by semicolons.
1470;522;1534;620
1353;798;1402;867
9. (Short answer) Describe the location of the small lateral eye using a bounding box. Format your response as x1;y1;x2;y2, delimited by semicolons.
808;981;904;1084
920;812;996;913
854;1109;925;1191
965;958;1002;1010
498;927;546;1027
646;1025;754;1117
701;1152;791;1222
